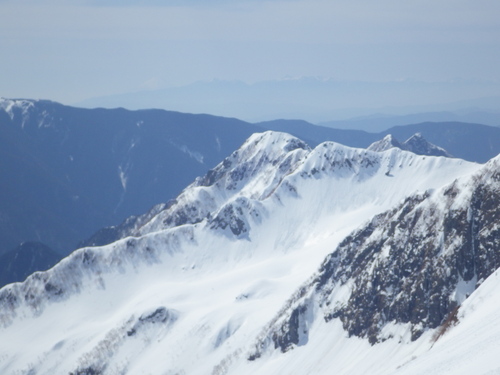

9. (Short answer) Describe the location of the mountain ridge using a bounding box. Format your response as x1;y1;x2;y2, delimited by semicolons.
368;133;452;157
0;131;487;375
75;78;500;125
247;153;500;362
257;119;500;163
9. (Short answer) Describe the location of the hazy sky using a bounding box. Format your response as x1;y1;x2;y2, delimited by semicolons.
1;0;499;105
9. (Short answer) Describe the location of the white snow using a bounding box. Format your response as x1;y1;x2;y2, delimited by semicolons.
368;134;402;152
0;98;35;124
118;165;128;191
0;131;490;375
169;140;205;164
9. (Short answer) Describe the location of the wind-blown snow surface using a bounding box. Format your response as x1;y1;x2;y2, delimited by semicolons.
0;132;483;374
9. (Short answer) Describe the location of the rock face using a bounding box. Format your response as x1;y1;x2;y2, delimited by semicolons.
251;155;500;356
403;133;452;157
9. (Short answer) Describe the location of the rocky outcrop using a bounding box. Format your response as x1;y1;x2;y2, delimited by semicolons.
403;133;452;157
251;156;500;356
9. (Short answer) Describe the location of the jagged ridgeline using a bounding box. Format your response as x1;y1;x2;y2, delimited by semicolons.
0;129;498;374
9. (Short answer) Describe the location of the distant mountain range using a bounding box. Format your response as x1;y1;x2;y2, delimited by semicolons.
77;77;500;126
319;110;500;132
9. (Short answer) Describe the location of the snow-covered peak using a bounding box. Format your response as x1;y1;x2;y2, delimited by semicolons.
128;131;468;238
99;128;477;244
368;132;453;158
367;134;404;152
195;131;310;191
136;131;311;235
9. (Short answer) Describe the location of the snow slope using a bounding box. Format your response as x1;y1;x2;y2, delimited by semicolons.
0;131;484;375
236;154;500;375
395;268;500;375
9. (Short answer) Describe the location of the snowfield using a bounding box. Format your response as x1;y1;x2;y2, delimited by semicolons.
1;131;498;375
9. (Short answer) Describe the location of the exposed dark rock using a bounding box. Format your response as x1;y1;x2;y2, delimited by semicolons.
271;304;310;352
209;203;249;237
403;133;452;157
256;157;500;353
127;307;176;337
70;366;104;375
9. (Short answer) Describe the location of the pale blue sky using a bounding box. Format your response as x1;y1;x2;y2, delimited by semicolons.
1;0;499;106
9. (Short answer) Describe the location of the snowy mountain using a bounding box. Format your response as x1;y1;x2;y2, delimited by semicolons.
1;130;491;375
243;151;500;374
394;267;500;375
1;97;497;259
258;119;500;163
367;134;405;152
368;133;452;157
